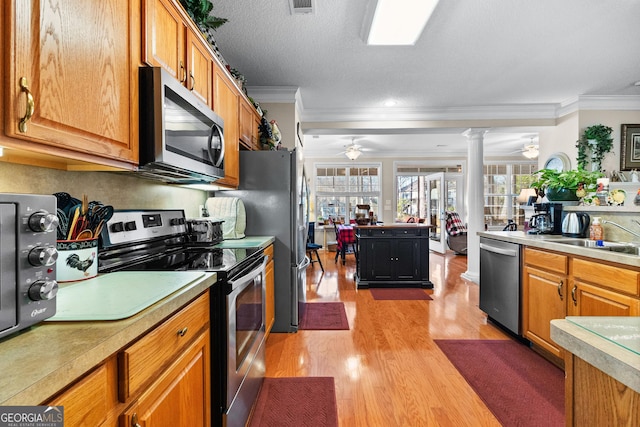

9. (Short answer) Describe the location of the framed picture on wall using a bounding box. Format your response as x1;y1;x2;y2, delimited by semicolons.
620;124;640;170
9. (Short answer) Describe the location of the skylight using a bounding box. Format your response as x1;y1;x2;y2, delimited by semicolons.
365;0;439;46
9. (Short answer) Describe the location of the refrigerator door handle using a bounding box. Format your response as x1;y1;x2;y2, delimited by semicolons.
300;256;311;269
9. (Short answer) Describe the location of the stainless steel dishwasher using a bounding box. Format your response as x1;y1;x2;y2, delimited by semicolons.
479;237;521;335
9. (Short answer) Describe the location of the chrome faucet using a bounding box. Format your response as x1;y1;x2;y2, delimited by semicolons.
602;220;640;239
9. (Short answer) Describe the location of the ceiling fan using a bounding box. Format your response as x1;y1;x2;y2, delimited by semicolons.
510;137;539;159
337;137;371;160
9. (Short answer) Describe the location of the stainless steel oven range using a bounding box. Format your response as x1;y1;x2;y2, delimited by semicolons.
98;209;266;427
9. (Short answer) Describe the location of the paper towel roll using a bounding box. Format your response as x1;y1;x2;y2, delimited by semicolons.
205;197;246;239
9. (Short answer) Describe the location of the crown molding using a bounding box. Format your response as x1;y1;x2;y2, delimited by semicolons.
246;86;640;123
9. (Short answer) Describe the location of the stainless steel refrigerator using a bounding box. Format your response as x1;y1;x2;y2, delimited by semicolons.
218;149;310;332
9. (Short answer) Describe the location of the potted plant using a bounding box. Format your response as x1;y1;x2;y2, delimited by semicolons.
179;0;228;45
531;168;603;201
576;124;613;171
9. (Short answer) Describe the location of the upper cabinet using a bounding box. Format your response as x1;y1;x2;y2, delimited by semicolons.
213;67;240;188
239;97;261;151
4;0;140;169
142;0;213;107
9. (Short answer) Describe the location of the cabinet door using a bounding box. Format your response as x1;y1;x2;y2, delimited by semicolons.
395;240;418;279
522;266;566;358
186;31;213;107
7;0;138;165
121;331;211;427
213;67;239;187
142;0;186;82
569;281;640;316
239;99;254;149
368;240;394;280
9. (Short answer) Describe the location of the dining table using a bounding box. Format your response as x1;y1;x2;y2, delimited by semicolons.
335;224;357;265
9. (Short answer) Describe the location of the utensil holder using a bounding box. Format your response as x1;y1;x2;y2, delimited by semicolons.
56;237;98;282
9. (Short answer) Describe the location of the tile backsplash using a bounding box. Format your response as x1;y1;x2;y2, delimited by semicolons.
0;162;207;218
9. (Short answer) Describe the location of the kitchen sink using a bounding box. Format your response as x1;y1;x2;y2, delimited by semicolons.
555;239;640;254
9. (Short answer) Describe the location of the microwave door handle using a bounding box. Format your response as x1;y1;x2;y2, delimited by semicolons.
209;122;225;168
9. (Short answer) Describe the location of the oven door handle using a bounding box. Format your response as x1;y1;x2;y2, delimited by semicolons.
227;255;268;292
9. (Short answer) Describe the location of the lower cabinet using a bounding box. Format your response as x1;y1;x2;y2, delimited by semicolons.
356;226;433;289
265;244;275;336
45;292;211;427
523;247;640;363
565;354;640;426
121;330;210;427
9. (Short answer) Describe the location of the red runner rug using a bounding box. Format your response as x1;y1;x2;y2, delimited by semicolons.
435;339;564;427
369;288;433;300
249;377;338;427
299;302;349;330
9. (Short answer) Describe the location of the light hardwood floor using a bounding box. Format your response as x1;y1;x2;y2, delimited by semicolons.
264;250;512;426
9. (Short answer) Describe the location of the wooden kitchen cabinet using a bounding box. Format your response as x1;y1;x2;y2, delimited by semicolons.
239;97;261;150
523;247;568;359
356;225;433;289
569;258;640;316
213;67;240;188
44;292;211;427
523;247;640;363
142;0;214;107
565;354;640;426
265;244;275;336
4;0;140;169
121;330;210;427
47;359;120;427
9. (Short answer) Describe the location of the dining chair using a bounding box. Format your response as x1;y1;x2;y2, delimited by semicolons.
306;222;324;272
445;211;468;255
334;223;357;265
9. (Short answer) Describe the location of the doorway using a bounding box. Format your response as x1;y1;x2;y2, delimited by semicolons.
426;173;464;254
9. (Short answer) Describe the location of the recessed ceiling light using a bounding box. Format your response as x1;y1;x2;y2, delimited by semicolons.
365;0;439;46
384;100;397;107
634;81;640;86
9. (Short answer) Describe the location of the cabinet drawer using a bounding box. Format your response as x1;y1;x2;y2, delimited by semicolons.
524;247;568;275
118;292;210;401
394;228;422;236
572;258;640;296
47;360;116;426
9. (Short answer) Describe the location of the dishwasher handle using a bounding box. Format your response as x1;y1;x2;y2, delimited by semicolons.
480;242;518;257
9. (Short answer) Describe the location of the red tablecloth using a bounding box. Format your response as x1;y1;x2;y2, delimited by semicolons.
335;225;356;264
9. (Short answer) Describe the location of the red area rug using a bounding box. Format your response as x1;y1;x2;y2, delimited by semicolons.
369;288;433;300
435;339;564;427
299;302;349;330
249;377;338;427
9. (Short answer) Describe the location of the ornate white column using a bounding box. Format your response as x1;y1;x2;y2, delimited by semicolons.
461;128;488;283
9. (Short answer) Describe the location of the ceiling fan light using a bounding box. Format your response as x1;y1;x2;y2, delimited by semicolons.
345;148;362;160
522;147;539;159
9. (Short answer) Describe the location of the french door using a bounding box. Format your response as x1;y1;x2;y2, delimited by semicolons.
426;173;464;254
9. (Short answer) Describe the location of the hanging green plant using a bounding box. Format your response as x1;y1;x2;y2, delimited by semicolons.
575;124;613;171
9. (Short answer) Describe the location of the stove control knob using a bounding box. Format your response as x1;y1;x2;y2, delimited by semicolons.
28;246;58;266
170;218;185;226
28;279;58;301
28;210;59;233
110;222;124;233
124;221;137;231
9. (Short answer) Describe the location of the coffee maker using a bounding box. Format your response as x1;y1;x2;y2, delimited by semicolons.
529;203;563;234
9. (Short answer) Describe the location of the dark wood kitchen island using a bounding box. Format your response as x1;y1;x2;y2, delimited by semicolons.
355;224;434;289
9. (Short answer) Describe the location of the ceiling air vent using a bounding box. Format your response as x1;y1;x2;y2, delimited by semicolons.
289;0;314;15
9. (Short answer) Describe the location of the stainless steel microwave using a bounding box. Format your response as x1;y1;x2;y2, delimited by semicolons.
138;67;225;184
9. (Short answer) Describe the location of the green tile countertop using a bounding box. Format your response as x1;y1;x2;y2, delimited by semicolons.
551;317;640;393
214;235;275;249
0;271;217;406
478;231;640;268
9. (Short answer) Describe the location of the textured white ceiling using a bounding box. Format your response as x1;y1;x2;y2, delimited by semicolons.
209;0;640;158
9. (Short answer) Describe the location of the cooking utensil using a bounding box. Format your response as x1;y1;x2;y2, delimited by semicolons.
67;205;80;240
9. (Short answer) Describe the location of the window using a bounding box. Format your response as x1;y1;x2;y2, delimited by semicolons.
395;165;462;222
484;163;537;228
315;165;381;223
